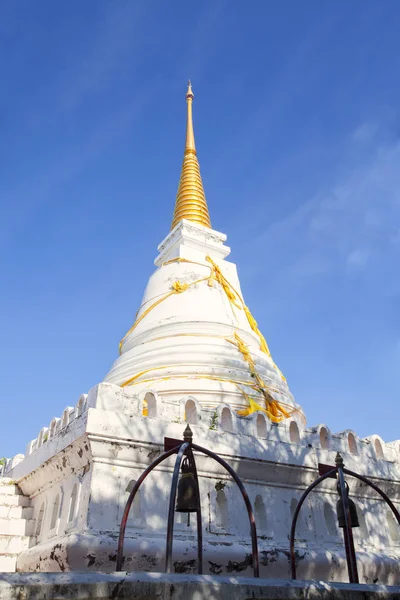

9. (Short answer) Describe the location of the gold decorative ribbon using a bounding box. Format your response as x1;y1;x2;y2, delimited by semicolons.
118;256;291;421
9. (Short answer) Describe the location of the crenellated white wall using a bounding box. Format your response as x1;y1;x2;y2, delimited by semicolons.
3;381;400;481
1;382;399;582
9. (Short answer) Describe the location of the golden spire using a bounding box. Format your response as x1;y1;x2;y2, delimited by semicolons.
171;81;212;230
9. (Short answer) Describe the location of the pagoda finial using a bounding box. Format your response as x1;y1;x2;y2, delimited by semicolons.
171;81;212;230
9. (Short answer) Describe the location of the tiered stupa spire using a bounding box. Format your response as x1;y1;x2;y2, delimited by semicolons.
104;83;304;426
171;81;212;230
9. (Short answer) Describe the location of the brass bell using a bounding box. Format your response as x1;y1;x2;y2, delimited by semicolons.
336;481;359;528
176;457;200;513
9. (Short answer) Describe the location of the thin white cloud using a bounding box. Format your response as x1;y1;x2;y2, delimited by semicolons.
346;248;371;268
250;125;400;283
351;121;379;144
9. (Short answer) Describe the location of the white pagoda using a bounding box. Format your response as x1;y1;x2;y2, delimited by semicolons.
1;83;399;584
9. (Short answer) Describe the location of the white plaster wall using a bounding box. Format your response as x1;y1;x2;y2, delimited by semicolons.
3;383;398;583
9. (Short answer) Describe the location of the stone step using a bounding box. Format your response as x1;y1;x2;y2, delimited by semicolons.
0;535;30;554
0;518;35;536
0;493;30;507
0;554;17;572
0;483;20;496
0;505;33;519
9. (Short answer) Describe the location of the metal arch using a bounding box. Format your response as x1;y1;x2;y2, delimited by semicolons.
289;468;337;580
192;443;260;577
165;442;190;573
116;445;180;571
290;465;400;583
116;436;259;577
343;468;400;526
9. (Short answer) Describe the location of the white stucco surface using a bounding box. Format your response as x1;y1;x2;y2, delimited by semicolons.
1;223;399;585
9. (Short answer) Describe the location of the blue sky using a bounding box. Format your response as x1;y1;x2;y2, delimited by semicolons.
1;1;400;457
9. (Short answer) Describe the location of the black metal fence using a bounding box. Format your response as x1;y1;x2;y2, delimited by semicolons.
116;425;400;583
116;425;259;576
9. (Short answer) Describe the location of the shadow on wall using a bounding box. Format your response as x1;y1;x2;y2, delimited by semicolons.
25;395;400;584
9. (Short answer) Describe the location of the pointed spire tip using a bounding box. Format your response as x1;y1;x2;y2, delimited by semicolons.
186;79;194;100
170;82;212;231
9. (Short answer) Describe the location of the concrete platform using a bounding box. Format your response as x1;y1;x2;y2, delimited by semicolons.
0;572;399;600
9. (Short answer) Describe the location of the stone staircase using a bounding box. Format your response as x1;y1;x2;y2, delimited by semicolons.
0;478;33;572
